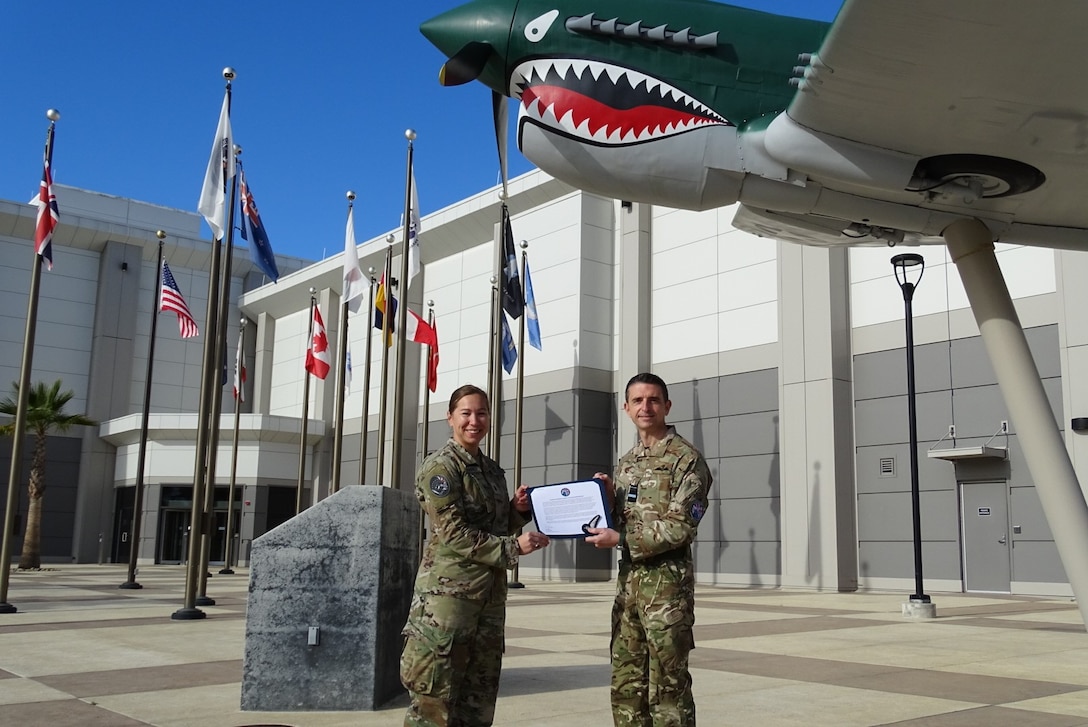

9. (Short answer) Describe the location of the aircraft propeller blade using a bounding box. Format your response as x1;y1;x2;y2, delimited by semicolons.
438;41;493;86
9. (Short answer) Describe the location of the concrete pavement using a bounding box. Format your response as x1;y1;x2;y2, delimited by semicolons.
2;565;1088;726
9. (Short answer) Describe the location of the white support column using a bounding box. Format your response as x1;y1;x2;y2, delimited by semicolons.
778;242;858;591
616;201;652;444
946;218;1088;630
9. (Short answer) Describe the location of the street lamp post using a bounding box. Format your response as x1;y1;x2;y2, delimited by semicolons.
892;253;932;613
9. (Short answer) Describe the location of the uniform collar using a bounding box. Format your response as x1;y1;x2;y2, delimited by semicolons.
634;426;676;457
447;438;483;466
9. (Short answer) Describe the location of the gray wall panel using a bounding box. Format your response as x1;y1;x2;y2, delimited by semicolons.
719;411;779;457
668;378;720;421
709;454;779;499
716;497;780;543
859;540;962;581
718;369;777;416
699;539;781;577
1009;485;1055;541
674;418;720;460
1012;541;1068;583
855;392;953;447
857;490;959;542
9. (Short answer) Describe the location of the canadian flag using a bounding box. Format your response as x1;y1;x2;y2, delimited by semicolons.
304;303;331;380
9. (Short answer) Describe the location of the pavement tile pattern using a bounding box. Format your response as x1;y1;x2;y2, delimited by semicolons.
1;565;1087;726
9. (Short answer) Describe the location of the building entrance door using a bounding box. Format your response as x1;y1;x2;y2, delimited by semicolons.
158;509;190;564
960;481;1011;593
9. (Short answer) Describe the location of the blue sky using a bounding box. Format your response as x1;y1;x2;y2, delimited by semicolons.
1;0;842;263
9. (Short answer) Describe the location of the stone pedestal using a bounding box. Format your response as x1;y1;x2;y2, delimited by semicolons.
241;486;419;711
901;598;937;620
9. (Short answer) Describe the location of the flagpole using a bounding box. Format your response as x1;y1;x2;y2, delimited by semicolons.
119;231;166;590
220;316;246;575
486;276;499;459
376;239;394;486
360;268;376;484
420;301;435;462
1;110;59;614
390;130;416;490
297;290;316;513
331;193;356;494
419;301;435;555
196;143;241;606
510;242;530;589
174;68;233;621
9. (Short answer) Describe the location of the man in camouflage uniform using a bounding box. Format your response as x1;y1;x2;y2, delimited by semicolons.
587;373;713;726
401;384;549;727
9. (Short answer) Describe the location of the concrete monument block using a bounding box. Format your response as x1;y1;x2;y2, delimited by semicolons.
242;485;419;711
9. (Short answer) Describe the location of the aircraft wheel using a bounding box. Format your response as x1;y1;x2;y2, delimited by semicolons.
910;154;1045;198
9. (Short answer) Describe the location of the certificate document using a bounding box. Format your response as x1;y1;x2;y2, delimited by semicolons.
528;479;613;538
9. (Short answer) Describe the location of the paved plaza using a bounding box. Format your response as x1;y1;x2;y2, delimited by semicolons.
1;565;1088;726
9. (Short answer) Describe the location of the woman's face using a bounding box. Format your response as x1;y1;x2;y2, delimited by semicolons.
448;393;490;452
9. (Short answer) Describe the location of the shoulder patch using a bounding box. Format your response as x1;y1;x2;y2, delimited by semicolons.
690;500;706;522
430;475;451;497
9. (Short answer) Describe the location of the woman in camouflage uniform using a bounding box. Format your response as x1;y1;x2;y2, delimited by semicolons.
400;384;551;727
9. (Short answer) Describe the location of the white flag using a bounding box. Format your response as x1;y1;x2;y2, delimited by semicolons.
197;90;235;240
233;333;246;402
343;205;366;313
407;169;422;288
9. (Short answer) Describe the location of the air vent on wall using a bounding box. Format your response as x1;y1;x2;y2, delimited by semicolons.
878;457;896;478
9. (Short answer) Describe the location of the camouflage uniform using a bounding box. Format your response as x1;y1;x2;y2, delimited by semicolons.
609;427;712;727
400;438;529;727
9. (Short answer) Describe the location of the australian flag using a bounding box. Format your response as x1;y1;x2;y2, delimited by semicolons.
238;162;280;282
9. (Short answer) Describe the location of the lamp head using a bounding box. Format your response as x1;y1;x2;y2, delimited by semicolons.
891;253;925;292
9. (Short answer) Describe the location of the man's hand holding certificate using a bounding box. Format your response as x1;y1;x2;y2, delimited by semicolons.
527;479;613;538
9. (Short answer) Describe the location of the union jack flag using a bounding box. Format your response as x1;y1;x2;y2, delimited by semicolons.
34;126;59;269
160;261;199;338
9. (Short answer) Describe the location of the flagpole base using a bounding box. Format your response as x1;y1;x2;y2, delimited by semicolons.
0;602;16;614
196;595;216;607
118;581;143;590
218;567;235;575
170;607;206;621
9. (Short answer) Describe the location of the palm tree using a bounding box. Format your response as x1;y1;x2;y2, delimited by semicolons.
1;381;94;569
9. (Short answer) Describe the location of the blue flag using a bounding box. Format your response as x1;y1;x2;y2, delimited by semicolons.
238;162;280;282
500;311;517;374
524;256;541;351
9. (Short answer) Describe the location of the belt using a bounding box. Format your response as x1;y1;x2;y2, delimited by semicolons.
620;545;689;567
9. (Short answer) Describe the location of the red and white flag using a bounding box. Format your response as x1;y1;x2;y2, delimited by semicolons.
427;318;439;393
305;304;331;380
405;307;437;347
34;129;59;270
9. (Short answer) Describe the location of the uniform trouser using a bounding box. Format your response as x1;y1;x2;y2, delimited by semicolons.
401;592;506;727
610;559;696;727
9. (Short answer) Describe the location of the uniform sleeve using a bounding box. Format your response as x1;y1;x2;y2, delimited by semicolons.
508;501;531;534
418;458;521;569
626;451;713;562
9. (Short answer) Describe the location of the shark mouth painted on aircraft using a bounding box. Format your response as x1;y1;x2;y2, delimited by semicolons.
511;58;731;147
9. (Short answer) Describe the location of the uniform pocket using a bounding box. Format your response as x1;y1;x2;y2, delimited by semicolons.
400;623;455;696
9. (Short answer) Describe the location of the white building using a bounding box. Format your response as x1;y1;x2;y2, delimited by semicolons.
2;171;1084;597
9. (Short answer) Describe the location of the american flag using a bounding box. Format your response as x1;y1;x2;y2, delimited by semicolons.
160;262;199;338
34;128;59;270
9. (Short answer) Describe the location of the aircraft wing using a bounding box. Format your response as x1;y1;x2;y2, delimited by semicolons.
781;0;1088;243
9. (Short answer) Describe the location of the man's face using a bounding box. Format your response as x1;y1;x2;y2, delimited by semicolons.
624;382;671;435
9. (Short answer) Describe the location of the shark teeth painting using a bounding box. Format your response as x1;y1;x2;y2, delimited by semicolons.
511;58;731;147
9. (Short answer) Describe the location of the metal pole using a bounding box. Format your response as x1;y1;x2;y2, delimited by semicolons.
120;231;166;589
174;70;234;621
391;131;416;490
297;291;316;513
486;277;498;459
510;244;529;589
892;252;929;605
420;302;435;462
377;241;393;486
196;145;241;606
1;111;58;613
359;270;376;484
219;316;245;575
